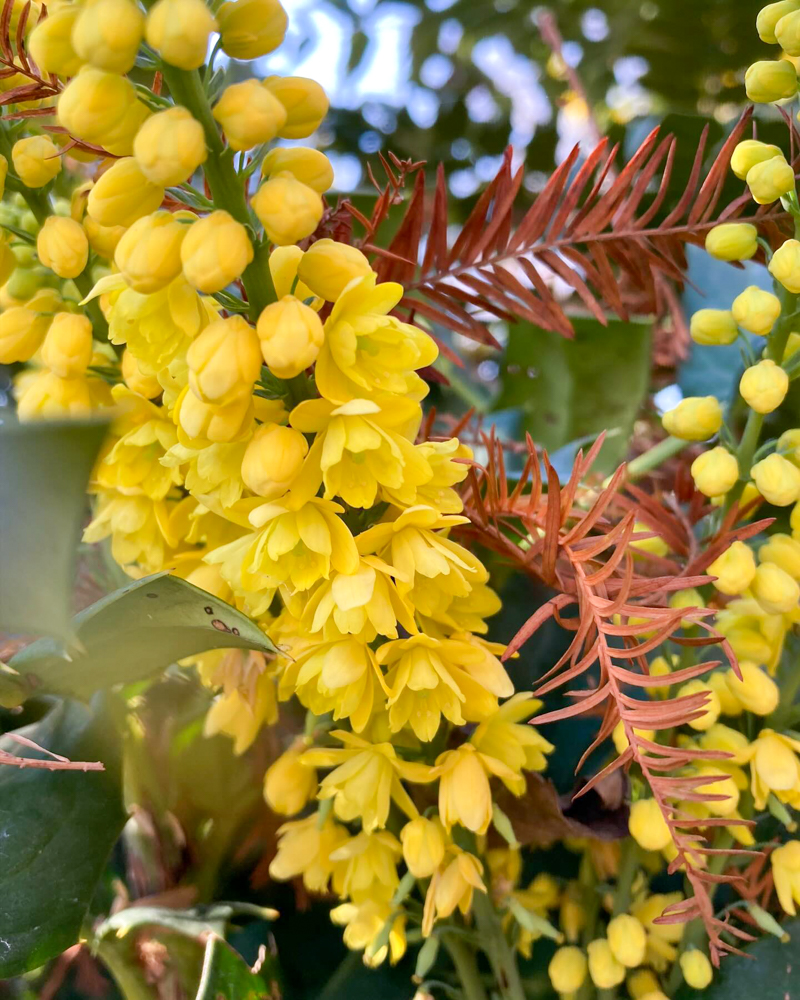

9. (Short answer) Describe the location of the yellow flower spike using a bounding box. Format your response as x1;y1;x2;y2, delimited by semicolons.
739;359;789;414
40;313;93;378
252;174;323;246
264;75;330;139
133;106;208;187
587;938;625;989
548;946;587;994
752;561;800;613
0;303;51;363
677;679;721;731
114;211;187;293
296;238;373;301
145;0;217;70
731;138;785;177
423;849;486;936
174;384;253;447
752;453;800;506
329;829;402;902
261;147;334;193
771;840;800;914
607;913;647;968
217;0;288;59
745;60;798;103
770;238;800;293
679;949;713;989
400;816;446;878
12;135;61;188
72;0;144;74
270;811;349;894
301;730;437;832
180;210;254;294
747;729;800;809
689;308;739;346
263;742;317;816
690;446;739;497
212;80;287;152
268;245;320;304
241;422;308;499
732;285;782;335
704;223;757;261
87;158;165;228
83;215;126;260
28;4;83;76
36;216;88;279
747;154;797;204
256;294;324;378
629;798;672;852
760;532;800;578
436;743;520;834
186;315;262;404
661;396;722;441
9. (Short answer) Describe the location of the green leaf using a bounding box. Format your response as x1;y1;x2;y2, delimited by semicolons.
95;902;278;942
493;317;652;474
0;698;124;977
195;934;277;1000
0;415;109;641
9;574;277;701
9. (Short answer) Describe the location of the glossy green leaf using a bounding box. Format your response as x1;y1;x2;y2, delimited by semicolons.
9;574;277;701
494;317;651;473
0;415;109;641
0;698;124;977
195;934;277;1000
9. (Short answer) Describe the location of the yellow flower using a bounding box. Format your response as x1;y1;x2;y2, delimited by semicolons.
301;729;437;831
12;135;61;188
691;447;739;497
724;662;779;715
422;848;486;936
400;816;447;878
752;561;800;614
740;359;789;414
757;4;800;44
707;540;756;595
631;893;685;970
745;729;800;808
217;0;288;59
692;765;740;816
162;438;249;510
732;286;782;335
87;158;164;228
471;691;553;777
385;437;469;515
770;238;800;293
263;742;317;815
186;315;262;404
37;216;88;279
704;223;757;261
241;422;308;499
256;295;324;378
204;655;278;755
57;66;139;149
548;946;588;994
114;211;187;293
72;0;144;74
436;743;519;833
612;720;655;753
777;9;800;53
83;215;125;260
0;303;51;363
28;5;83;76
269;811;349;894
329;829;402;902
761;533;800;580
252;174;323;245
587;939;625;989
145;0;217;70
133;106;208;186
264;75;329;139
262;146;333;193
330;898;406;967
679;949;713;989
608;913;647;968
677;679;721;731
715;596;789;673
707;671;743;716
268;245;320;303
747;155;796;204
296;239;372;301
82;491;179;571
745;60;798;103
771;840;800;914
174;384;253;447
732;140;785;178
629;798;672;852
40;312;93;378
212;80;287;152
180;210;254;293
661;396;722;441
16;370;99;420
689;308;738;346
316;272;438;401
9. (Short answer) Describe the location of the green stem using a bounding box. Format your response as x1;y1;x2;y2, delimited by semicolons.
472;891;526;1000
611;841;640;916
442;933;489;1000
625;435;687;481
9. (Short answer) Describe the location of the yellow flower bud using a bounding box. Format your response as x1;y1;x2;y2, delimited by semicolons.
777;9;800;54
646;654;675;697
268;245;319;303
628;970;663;1000
548;947;588;994
708;671;743;717
733;138;786;180
689;308;739;346
779;427;800;465
740;359;789;414
252;174;323;247
296;238;373;301
747;154;796;204
752;561;800;613
705;223;758;261
746;59;798;103
72;0;144;73
400;816;446;878
0;305;50;363
256;295;324;377
133;106;207;186
12;135;61;188
261;146;333;193
770;238;800;293
28;5;83;76
212;80;287;152
661;396;722;441
0;154;7;201
180;210;254;293
39;312;93;378
691;447;739;498
630;520;668;558
0;233;15;287
122;347;162;398
114;211;187;293
241;422;308;498
612;720;654;754
36;216;88;279
264;75;329;139
762;533;800;580
83;214;125;260
679;950;713;990
186;316;262;404
628;798;671;851
707;541;756;595
174;384;252;445
87;158;165;228
725;662;779;716
16;370;94;420
607;914;646;968
678;679;721;731
217;0;287;59
731;285;782;335
145;0;217;70
263;744;316;815
752;452;800;506
57;67;138;147
587;939;625;990
758;2;800;43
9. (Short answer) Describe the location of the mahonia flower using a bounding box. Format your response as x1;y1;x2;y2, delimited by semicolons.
203;649;278;754
744;729;800;808
329;899;406;967
631;893;685;971
771;840;800;915
382;437;471;514
470;692;554;778
400;815;447;878
437;743;520;833
82;493;183;573
422;847;486;937
328;830;402;902
263;741;317;816
269;811;349;894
